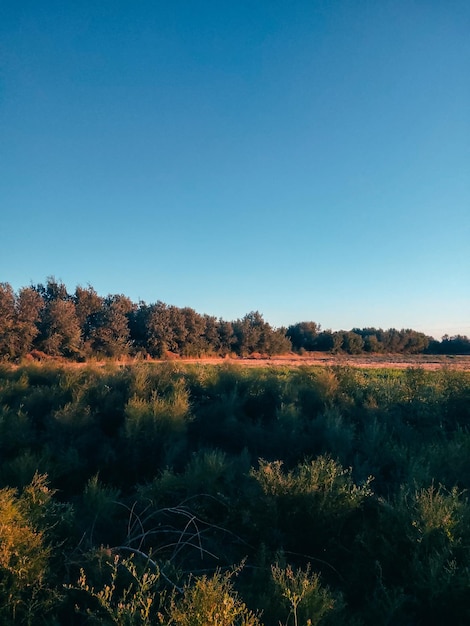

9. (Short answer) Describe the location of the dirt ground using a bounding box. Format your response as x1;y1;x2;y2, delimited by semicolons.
17;352;470;371
176;353;470;371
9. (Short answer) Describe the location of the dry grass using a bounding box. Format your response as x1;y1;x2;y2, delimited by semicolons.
10;352;470;371
172;352;470;371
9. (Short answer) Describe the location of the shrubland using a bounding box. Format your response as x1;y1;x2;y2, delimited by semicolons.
0;362;469;624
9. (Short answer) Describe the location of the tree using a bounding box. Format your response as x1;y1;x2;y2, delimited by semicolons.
438;334;470;355
90;295;135;358
0;283;16;359
41;299;82;357
264;327;292;355
143;301;176;358
401;329;430;354
180;307;206;356
218;320;236;355
34;279;82;357
233;311;267;355
341;331;364;355
202;314;220;354
315;330;343;353
34;276;68;303
128;301;151;355
287;322;321;352
352;328;385;353
74;285;103;351
0;284;44;360
15;287;44;358
168;305;189;354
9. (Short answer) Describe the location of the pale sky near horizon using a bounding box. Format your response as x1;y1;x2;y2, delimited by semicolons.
1;1;469;339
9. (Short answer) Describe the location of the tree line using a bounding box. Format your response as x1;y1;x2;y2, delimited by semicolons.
0;278;468;361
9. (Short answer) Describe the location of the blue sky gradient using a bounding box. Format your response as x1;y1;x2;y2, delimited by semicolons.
1;1;469;338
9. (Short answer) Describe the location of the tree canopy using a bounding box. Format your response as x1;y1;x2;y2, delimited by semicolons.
0;278;467;362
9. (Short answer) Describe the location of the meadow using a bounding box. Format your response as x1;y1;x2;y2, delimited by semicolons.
1;361;469;625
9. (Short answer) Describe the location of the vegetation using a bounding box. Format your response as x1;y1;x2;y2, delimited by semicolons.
1;278;469;363
0;361;469;623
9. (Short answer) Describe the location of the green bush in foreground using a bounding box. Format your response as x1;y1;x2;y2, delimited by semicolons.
0;363;469;624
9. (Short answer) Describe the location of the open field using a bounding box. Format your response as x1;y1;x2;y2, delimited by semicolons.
176;352;470;370
15;351;470;371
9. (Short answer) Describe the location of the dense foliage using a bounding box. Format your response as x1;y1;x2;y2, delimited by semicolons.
0;362;470;624
1;278;468;362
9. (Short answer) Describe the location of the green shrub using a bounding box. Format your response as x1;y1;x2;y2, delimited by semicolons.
72;552;160;626
271;562;337;626
166;565;261;626
0;474;60;624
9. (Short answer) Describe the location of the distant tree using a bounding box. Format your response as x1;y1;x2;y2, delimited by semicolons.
374;328;430;354
169;306;189;354
90;294;135;357
232;311;291;356
381;328;404;353
401;329;430;354
74;285;103;354
15;287;44;357
0;283;16;359
287;321;321;351
0;276;446;361
34;278;82;357
180;307;206;356
0;283;43;360
364;333;383;353
143;301;175;358
233;311;264;355
202;314;220;354
41;299;82;357
265;327;292;355
217;319;236;355
314;330;335;352
426;338;442;354
352;328;381;353
233;311;274;355
439;334;470;355
341;331;365;355
34;276;68;303
128;301;150;355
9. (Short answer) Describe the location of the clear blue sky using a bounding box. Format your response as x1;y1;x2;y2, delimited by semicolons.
1;1;469;338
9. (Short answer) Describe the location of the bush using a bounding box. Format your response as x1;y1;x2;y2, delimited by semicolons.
166;566;261;626
0;474;60;624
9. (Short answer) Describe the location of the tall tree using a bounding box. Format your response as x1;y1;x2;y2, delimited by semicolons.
233;311;266;355
168;306;189;354
15;287;44;358
34;276;68;303
0;283;16;359
217;320;236;355
144;301;176;358
74;285;103;355
341;331;365;355
34;278;82;357
439;335;470;354
90;294;135;357
41;299;82;357
180;307;206;356
264;327;292;355
233;311;291;356
74;285;103;329
202;314;221;355
287;321;321;351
